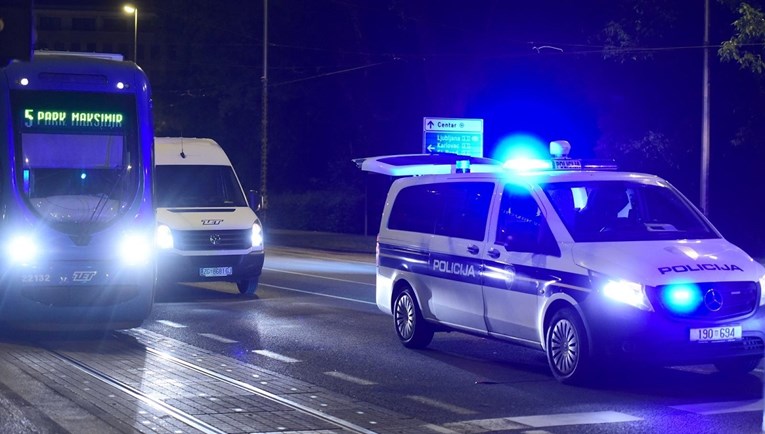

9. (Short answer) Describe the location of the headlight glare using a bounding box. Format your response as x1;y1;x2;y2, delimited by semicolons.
251;222;263;248
120;232;151;266
594;273;653;311
759;274;765;306
155;224;174;249
7;235;38;264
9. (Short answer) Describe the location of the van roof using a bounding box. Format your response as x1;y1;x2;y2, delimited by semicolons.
154;137;232;166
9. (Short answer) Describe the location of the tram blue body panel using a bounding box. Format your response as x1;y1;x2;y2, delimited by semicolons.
0;52;156;329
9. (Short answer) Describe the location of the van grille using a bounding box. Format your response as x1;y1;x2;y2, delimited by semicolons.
174;229;252;251
650;281;758;321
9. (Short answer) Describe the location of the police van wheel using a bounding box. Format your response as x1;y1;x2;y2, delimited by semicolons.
236;278;259;296
546;308;592;384
714;356;761;375
394;287;434;349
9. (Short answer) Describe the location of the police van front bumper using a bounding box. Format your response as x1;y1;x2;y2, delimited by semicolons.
581;298;765;365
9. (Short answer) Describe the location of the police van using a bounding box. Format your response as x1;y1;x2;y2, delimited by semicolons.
154;137;264;295
357;141;765;384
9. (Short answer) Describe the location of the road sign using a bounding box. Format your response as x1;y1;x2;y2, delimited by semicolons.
423;117;483;158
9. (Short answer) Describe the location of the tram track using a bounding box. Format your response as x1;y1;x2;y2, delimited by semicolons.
29;330;381;434
48;349;227;434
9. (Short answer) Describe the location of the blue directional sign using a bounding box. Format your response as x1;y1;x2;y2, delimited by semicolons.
423;117;484;158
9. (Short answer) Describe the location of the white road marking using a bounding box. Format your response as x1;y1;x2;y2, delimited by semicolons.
440;417;527;432
156;320;187;328
252;350;300;363
670;365;713;374
671;399;763;415
439;411;642;433
324;371;376;385
510;411;642;427
422;424;461;434
262;267;375;286
260;283;376;306
198;333;238;344
406;395;476;415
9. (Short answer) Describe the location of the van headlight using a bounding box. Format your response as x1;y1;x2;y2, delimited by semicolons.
7;234;38;264
155;224;174;249
120;232;151;266
591;272;653;311
759;274;765;306
251;221;263;248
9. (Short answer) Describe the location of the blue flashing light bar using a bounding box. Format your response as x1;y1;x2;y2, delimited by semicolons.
503;158;553;171
661;284;702;315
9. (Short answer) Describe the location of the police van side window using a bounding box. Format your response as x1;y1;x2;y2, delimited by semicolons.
434;182;494;241
495;184;558;255
388;182;493;240
388;184;442;234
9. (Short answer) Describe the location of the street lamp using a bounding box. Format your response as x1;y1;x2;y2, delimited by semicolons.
123;4;138;62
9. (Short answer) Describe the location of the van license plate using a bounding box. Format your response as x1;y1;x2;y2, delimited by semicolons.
199;267;232;277
690;326;742;342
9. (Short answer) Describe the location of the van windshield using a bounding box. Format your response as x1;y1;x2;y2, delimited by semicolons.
542;180;718;242
155;165;247;208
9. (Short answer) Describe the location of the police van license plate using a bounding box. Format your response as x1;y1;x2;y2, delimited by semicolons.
199;267;232;277
690;326;742;342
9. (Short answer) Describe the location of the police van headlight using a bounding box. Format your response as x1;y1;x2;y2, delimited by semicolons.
251;221;263;248
7;234;39;264
120;232;152;266
591;272;654;312
155;224;174;250
759;274;765;306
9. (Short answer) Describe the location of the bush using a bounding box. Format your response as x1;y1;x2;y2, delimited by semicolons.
265;189;365;233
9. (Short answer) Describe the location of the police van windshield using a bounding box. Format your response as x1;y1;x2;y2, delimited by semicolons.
155;165;247;208
543;180;718;242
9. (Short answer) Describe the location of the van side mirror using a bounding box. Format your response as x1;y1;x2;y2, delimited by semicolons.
248;189;262;212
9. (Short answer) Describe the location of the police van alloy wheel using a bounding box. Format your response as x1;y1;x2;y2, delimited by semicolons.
394;287;434;348
714;356;761;375
237;278;259;295
546;307;592;384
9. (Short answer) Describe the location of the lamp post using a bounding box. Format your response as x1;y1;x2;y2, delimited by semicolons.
260;0;269;217
123;4;138;62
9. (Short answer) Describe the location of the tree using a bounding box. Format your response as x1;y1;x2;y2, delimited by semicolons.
719;1;765;73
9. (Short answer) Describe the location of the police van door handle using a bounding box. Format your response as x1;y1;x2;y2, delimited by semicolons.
487;248;500;259
467;245;480;255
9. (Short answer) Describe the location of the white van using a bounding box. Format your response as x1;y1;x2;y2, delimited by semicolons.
358;142;765;384
154;137;264;295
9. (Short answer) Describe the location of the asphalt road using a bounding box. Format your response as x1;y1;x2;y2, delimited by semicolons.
0;243;763;433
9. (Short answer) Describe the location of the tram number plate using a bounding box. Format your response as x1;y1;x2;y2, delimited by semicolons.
690;326;741;342
199;267;232;277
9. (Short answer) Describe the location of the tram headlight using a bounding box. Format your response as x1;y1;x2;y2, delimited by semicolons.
120;232;151;266
759;274;765;306
155;224;174;250
251;221;263;248
7;235;38;264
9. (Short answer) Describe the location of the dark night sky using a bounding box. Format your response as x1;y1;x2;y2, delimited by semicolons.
29;0;765;252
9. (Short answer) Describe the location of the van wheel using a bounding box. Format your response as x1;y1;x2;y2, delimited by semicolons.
714;356;761;375
236;278;259;295
393;287;433;348
546;307;592;384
